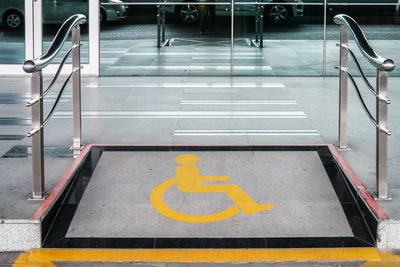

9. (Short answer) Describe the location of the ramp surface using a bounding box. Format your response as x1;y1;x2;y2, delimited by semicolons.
67;151;352;238
40;145;378;248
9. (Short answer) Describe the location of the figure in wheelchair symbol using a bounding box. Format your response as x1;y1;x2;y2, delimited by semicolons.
150;154;274;223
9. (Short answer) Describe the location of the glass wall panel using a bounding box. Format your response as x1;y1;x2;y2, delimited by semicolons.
326;2;400;76
233;0;325;75
42;0;89;64
92;0;400;76
0;1;25;64
100;2;231;76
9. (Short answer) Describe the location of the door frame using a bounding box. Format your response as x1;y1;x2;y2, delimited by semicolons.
0;0;99;76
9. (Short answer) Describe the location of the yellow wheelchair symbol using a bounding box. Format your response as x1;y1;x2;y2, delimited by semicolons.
150;154;274;223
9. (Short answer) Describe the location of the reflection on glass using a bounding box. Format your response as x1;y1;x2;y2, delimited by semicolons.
233;0;323;75
41;0;103;64
95;0;400;76
100;3;232;76
326;3;400;76
0;1;25;64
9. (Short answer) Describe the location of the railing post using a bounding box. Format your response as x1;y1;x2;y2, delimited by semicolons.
157;5;161;47
72;25;82;157
30;70;45;200
376;69;389;199
161;3;166;43
338;24;349;149
255;5;259;42
259;6;263;48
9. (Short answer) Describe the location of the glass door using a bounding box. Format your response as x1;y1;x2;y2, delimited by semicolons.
0;0;27;74
13;0;400;76
99;0;232;76
43;0;90;65
99;0;328;76
15;0;98;75
233;0;325;76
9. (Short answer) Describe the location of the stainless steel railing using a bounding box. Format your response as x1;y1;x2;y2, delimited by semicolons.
23;14;86;200
334;14;395;200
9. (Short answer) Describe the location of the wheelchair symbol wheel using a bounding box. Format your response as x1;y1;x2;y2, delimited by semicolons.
150;178;241;223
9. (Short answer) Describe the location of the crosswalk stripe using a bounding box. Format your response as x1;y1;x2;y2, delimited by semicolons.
181;100;296;105
85;83;284;88
125;52;264;56
174;129;319;136
108;66;272;70
52;110;307;119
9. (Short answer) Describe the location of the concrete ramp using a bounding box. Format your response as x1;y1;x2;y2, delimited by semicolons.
38;145;382;248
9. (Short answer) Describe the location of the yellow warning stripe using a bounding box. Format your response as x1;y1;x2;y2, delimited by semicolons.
12;248;400;266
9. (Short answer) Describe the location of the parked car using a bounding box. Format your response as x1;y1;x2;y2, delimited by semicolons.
164;0;304;25
303;0;400;22
0;0;128;31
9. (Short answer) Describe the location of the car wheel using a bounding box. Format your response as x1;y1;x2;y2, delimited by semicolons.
3;10;24;30
267;5;290;25
180;4;199;24
100;9;107;26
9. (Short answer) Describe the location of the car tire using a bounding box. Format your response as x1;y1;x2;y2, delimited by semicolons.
179;4;199;24
267;4;291;25
100;9;107;26
3;10;24;31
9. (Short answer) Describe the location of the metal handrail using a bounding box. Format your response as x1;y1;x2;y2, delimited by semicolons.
44;69;79;126
335;66;377;126
334;14;395;72
22;14;85;200
43;44;80;97
334;14;395;200
23;14;86;73
336;44;376;95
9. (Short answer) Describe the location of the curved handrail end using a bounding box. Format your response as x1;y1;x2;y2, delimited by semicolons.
23;60;36;73
382;59;395;72
333;14;355;26
334;14;395;72
24;14;86;73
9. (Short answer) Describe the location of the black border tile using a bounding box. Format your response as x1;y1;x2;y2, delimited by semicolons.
2;145;73;158
0;135;25;140
0;117;30;125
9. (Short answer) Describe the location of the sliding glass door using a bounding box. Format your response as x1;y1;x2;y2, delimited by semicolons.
2;0;399;76
99;1;232;76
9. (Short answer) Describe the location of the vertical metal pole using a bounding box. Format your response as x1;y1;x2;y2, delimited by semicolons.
231;0;234;76
90;0;100;75
31;71;45;199
33;0;43;58
157;5;161;47
162;4;166;43
260;6;263;48
255;5;259;42
72;25;82;157
376;69;389;199
338;24;348;149
323;0;327;76
25;0;34;61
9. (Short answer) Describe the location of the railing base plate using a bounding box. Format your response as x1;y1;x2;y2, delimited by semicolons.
27;192;49;202
335;144;351;151
70;145;86;158
371;192;392;201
